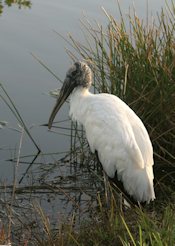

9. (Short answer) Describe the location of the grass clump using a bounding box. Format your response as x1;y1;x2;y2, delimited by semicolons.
32;194;175;246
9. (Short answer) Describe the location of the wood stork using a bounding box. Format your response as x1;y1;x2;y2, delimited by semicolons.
48;61;155;203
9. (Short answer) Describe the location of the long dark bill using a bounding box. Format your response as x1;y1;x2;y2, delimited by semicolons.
48;78;76;129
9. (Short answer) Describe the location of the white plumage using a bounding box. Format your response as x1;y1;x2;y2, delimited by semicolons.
48;61;155;203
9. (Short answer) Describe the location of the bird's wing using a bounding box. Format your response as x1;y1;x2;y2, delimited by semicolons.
81;93;146;178
99;93;154;168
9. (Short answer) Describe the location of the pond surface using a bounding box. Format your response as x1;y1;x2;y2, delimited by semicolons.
0;0;170;242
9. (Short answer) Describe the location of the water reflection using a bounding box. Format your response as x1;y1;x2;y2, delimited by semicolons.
0;0;31;15
0;131;104;243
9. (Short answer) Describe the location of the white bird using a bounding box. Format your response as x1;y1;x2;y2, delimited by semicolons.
48;61;155;203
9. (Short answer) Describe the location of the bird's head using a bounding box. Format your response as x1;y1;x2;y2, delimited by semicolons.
48;61;92;129
66;61;92;88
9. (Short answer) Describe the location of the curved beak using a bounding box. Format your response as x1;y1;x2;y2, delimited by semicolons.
48;77;76;129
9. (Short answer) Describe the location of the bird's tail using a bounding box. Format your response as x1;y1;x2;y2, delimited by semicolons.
121;167;155;203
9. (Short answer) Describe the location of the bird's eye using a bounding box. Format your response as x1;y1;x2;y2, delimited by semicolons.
72;70;77;76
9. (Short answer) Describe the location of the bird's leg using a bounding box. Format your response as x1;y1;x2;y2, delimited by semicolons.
95;151;111;208
103;169;111;208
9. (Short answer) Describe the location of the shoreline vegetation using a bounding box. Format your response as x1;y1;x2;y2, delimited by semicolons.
0;1;175;245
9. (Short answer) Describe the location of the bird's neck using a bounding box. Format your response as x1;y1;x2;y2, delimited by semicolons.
72;86;90;97
69;87;91;124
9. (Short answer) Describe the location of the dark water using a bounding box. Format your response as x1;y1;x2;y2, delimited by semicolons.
0;0;169;242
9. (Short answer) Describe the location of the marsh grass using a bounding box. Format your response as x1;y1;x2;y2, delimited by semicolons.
0;83;40;153
27;189;175;246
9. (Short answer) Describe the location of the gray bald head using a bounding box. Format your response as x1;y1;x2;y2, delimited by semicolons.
66;61;92;88
48;61;92;129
